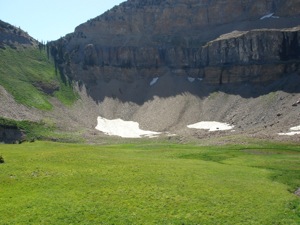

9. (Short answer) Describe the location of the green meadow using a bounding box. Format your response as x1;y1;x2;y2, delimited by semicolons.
0;46;77;110
0;141;299;224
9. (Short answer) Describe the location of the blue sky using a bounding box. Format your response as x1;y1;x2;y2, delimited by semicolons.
0;0;125;42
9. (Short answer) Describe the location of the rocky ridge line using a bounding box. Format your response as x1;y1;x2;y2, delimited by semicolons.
0;20;38;49
51;0;300;88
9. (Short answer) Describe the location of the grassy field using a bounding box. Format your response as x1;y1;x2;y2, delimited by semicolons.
0;46;78;109
0;141;299;224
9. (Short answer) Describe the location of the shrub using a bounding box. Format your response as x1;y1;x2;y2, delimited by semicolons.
0;155;4;164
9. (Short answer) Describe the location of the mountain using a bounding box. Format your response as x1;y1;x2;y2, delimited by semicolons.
0;20;38;48
1;1;300;143
52;0;300;87
0;20;78;143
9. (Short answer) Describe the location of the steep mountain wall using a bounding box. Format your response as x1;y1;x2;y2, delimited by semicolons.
201;27;300;84
52;0;300;89
74;0;300;40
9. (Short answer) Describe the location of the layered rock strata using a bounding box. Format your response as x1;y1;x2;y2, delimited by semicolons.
51;0;300;88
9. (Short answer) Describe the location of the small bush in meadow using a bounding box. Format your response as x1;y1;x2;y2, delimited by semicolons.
0;155;4;163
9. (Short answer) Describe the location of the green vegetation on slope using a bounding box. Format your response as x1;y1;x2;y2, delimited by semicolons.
0;46;78;109
0;141;299;224
0;116;85;143
0;117;54;142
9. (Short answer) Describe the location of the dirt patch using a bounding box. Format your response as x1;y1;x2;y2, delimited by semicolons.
295;188;300;197
0;85;42;121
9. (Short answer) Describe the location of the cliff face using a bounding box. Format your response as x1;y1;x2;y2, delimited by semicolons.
201;27;300;84
74;0;300;39
0;125;24;144
52;0;300;88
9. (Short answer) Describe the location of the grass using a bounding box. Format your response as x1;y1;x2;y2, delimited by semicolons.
0;117;49;142
0;141;299;224
0;117;84;143
0;46;78;110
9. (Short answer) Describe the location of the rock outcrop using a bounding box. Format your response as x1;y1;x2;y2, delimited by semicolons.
0;20;38;49
51;0;300;93
0;125;24;144
201;27;300;84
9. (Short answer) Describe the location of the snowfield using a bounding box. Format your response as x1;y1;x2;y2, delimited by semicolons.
187;121;234;132
95;115;298;138
95;116;161;138
95;117;236;138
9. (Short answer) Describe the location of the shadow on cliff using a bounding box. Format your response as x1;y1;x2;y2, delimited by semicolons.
78;73;300;105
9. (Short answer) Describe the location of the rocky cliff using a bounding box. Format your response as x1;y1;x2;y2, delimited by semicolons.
201;27;300;84
0;20;38;49
51;0;300;89
0;125;24;144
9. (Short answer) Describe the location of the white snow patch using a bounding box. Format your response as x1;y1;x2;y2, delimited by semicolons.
150;77;159;86
187;121;234;132
260;13;274;20
188;77;195;82
278;131;300;136
290;126;300;131
260;13;279;20
278;125;300;136
95;116;161;138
